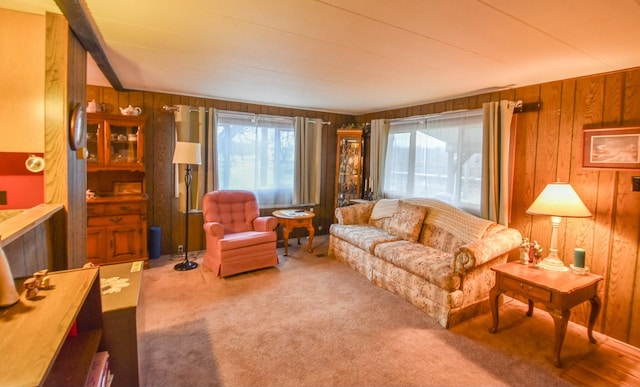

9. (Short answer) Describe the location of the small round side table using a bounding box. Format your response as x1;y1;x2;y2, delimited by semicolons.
272;210;315;256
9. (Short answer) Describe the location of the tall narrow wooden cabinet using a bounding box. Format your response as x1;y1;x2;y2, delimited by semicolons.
335;128;363;208
86;113;148;267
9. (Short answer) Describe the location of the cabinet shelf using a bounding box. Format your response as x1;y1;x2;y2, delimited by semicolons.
0;267;102;387
44;329;103;387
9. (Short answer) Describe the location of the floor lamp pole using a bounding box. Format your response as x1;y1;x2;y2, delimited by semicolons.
174;164;198;271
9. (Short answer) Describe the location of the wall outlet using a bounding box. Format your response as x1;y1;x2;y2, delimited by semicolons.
318;225;323;231
177;245;184;254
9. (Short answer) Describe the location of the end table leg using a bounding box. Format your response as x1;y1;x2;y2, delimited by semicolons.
526;299;534;317
549;308;570;368
307;224;315;253
282;226;290;256
489;286;502;333
588;295;602;344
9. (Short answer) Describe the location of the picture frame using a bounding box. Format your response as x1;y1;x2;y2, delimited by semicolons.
583;126;640;170
113;181;143;195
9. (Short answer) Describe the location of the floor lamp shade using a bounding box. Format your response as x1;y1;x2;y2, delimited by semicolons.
172;141;202;271
526;182;591;271
172;141;202;166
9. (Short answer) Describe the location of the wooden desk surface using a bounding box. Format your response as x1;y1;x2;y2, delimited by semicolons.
0;267;100;387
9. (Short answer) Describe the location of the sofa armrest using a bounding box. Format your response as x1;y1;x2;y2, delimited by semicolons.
453;227;522;274
203;222;225;238
253;216;278;231
334;202;376;225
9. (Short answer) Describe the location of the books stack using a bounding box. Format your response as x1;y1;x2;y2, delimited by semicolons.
85;351;111;387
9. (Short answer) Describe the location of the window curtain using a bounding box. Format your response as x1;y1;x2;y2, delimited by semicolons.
369;118;390;200
173;105;208;212
204;107;217;193
293;117;322;204
215;110;295;206
481;100;516;225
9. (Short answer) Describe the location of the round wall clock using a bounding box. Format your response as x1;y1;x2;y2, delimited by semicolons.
69;103;86;151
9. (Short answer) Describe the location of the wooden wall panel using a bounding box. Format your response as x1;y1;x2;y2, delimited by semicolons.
86;86;355;255
355;66;640;347
45;13;86;270
87;66;640;346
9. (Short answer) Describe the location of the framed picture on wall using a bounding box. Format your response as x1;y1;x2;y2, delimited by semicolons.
583;126;640;169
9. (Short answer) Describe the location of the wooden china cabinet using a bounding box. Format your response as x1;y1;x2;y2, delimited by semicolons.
86;113;148;267
335;128;363;208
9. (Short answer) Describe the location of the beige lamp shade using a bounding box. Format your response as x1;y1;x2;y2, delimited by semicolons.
172;141;202;165
526;182;591;218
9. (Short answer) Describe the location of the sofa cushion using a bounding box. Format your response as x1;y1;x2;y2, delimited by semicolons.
374;240;461;292
330;224;400;254
384;200;429;243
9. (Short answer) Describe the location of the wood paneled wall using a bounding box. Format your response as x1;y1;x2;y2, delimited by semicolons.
87;67;640;346
86;85;355;257
357;67;640;346
45;13;86;270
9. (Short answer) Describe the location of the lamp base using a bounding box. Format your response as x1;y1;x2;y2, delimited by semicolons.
537;256;569;272
174;260;198;271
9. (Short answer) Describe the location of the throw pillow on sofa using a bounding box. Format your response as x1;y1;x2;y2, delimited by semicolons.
384;200;429;242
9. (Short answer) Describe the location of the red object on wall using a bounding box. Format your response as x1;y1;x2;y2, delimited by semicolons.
0;152;45;209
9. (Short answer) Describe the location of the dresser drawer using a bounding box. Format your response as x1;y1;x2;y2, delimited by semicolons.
502;276;551;302
87;203;105;215
88;214;142;227
105;202;145;215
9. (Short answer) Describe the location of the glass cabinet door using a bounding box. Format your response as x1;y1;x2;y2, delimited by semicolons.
105;122;143;167
86;120;103;165
335;129;363;208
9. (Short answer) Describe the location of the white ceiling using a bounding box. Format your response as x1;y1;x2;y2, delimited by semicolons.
4;0;640;115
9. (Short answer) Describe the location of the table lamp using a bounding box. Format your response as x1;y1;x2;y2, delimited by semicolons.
526;182;591;271
172;141;202;271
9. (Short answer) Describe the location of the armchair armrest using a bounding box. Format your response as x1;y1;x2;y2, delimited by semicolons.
452;227;522;274
253;216;278;231
203;222;225;238
334;202;376;225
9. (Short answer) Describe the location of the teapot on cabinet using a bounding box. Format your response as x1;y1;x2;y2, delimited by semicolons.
119;105;142;116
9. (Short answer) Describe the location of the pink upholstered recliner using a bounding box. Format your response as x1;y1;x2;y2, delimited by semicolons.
202;190;279;277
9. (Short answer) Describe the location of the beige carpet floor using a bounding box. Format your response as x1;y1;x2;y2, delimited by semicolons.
137;235;602;386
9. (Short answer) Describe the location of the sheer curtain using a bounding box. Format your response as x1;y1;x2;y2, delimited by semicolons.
369;118;390;200
215;110;295;206
293;117;322;204
481;100;516;225
383;110;484;214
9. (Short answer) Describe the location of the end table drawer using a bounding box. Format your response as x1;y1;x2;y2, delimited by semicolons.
502;276;551;302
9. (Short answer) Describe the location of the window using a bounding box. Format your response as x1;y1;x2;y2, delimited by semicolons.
383;109;484;214
216;111;295;206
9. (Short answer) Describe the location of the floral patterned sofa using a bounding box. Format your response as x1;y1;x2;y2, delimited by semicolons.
328;198;522;328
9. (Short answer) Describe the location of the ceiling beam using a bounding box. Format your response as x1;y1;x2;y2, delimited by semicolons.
53;0;123;91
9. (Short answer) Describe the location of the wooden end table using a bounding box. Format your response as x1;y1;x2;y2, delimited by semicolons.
272;210;315;256
489;261;603;367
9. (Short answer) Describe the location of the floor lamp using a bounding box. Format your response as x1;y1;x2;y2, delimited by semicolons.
526;182;592;271
172;141;202;271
